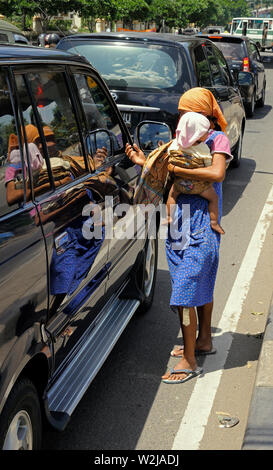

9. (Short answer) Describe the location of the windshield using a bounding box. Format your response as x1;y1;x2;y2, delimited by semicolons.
212;41;246;61
60;41;181;91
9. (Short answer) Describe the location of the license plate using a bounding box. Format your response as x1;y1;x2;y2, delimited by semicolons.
121;112;131;125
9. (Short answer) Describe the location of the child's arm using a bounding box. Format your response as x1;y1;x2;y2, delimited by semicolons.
169;153;226;183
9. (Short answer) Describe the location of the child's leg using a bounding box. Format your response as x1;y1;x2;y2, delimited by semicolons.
200;187;225;235
163;184;177;224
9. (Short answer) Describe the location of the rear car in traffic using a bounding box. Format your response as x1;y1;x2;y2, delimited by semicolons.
199;33;266;117
57;32;246;167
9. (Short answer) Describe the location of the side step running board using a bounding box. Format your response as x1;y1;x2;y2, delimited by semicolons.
46;297;140;430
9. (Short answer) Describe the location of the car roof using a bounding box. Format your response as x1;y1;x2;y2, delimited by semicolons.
0;19;22;33
0;43;90;64
59;32;207;47
199;33;248;42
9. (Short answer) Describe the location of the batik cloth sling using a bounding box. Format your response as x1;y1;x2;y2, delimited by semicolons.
133;141;173;206
168;149;212;194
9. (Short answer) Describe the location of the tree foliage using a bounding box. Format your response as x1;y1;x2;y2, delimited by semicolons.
0;0;250;31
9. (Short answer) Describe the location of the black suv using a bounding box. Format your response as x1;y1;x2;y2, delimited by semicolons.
0;44;165;449
199;33;266;117
58;32;246;167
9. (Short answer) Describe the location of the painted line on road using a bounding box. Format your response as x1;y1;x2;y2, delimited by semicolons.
172;183;273;450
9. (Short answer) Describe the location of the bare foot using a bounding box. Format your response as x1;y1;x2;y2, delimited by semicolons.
162;357;197;382
210;221;225;235
170;341;214;357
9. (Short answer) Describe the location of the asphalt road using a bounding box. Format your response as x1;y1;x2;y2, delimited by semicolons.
43;53;273;451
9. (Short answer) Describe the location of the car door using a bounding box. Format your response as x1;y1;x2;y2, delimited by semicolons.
71;67;144;298
14;65;113;372
198;42;243;149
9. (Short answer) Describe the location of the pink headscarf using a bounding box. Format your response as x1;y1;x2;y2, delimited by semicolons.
175;112;210;149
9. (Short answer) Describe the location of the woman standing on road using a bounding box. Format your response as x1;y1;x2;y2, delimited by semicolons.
125;87;232;384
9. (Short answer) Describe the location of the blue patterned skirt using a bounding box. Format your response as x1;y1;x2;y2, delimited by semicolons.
165;183;222;309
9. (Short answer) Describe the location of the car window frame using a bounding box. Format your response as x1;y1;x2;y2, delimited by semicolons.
68;64;131;167
203;42;229;87
192;43;213;88
0;66;30;218
249;40;262;62
11;63;92;200
210;43;232;86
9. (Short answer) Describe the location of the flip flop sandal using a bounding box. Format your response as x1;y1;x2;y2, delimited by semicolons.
170;347;217;358
162;366;203;384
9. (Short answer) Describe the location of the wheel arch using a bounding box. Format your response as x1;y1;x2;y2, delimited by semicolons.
0;330;51;416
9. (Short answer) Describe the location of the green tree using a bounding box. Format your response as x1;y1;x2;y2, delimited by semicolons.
118;0;150;28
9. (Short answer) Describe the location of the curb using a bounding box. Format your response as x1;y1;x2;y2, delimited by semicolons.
242;295;273;449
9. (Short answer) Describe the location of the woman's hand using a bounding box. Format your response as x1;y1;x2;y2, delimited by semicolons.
125;143;146;167
169;153;226;183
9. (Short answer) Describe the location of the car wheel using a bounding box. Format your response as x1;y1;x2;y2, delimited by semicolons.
231;130;243;168
138;234;158;313
0;378;42;450
256;84;265;107
245;91;255;117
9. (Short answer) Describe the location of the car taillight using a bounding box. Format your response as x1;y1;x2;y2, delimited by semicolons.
243;57;249;72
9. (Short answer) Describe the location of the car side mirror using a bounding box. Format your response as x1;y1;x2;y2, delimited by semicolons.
136;121;173;152
237;71;254;86
86;129;114;159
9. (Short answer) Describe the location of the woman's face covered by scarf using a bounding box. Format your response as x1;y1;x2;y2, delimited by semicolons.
178;87;228;133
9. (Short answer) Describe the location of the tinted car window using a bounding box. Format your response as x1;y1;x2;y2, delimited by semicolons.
211;40;246;60
194;45;212;87
73;72;124;155
248;41;260;60
15;71;88;196
212;46;231;85
61;41;190;92
205;45;224;85
0;33;8;43
0;70;25;216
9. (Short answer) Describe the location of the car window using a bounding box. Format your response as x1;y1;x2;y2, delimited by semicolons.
60;41;183;92
212;40;246;61
212;46;231;86
205;45;225;86
0;33;8;43
15;71;88;198
73;72;125;159
0;70;25;217
194;45;212;87
249;42;260;61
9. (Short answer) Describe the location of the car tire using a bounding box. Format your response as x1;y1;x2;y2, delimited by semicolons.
0;377;42;450
231;130;243;168
245;91;255;117
256;83;265;107
137;234;158;314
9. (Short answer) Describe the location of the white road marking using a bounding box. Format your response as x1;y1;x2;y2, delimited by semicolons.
172;184;273;450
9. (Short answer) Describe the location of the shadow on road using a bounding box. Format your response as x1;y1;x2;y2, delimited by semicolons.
250;104;272;119
222;157;256;216
42;261;264;450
